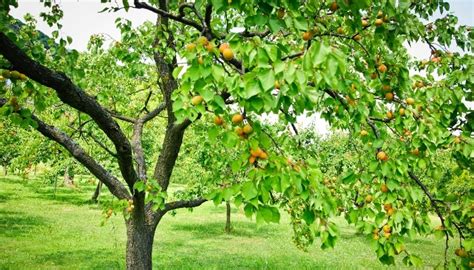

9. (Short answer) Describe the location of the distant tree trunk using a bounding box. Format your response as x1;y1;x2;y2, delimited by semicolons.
63;166;75;187
3;165;7;176
225;201;232;233
91;181;103;203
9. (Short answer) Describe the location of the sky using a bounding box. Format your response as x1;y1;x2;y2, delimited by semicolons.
9;0;474;135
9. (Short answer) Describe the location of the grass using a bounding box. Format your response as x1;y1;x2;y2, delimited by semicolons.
0;176;455;270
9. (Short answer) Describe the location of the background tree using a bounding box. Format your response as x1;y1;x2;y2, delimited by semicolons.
0;1;472;269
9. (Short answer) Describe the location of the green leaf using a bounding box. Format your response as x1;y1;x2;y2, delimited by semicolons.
341;172;356;184
242;182;258;200
302;209;315;224
259;69;275;91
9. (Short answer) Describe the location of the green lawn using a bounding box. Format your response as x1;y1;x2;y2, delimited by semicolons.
0;176;455;269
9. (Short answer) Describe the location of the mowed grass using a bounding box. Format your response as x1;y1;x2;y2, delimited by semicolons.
0;176;456;270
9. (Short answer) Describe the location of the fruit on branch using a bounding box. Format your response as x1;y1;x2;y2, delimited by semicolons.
250;148;263;157
385;92;394;101
386;111;394;119
198;56;204;65
360;130;368;136
337;27;344;34
353;34;362;41
411;148;420;156
377;151;388;161
370;72;377;79
330;2;338;12
222;48;234;61
186;43;196;51
455;248;468;258
362;19;369;27
415;81;424;88
377;11;384;18
231;114;243;124
302;31;312;41
235;127;244;136
377;64;387;73
383;224;391;233
387;208;395;216
375;19;384;27
382;85;391;91
249;156;256;164
277;8;285;19
399;108;405;116
380;184;389;193
214;116;224;126
243;124;253;134
259;151;268;160
219;43;229;53
454;136;461;144
365;195;373;203
406;97;415;105
384;203;392;211
197;36;208;45
205;43;214;52
191;95;204;105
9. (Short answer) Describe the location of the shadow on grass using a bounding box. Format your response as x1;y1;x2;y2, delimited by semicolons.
0;192;14;203
171;221;278;239
26;184;114;207
35;249;122;270
208;205;239;214
0;210;47;237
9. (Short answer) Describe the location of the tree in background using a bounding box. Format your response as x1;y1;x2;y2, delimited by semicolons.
0;1;472;269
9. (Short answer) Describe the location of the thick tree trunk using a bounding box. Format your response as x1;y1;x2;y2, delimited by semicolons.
91;181;103;203
125;217;156;270
225;201;232;233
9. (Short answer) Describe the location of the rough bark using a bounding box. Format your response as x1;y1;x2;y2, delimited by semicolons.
225;201;232;233
125;218;156;270
91;181;103;203
152;125;186;191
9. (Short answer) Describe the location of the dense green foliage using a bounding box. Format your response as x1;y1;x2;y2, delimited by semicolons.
0;0;472;268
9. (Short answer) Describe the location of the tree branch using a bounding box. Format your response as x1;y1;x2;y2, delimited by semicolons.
134;0;204;33
163;198;207;212
0;99;130;199
0;32;138;191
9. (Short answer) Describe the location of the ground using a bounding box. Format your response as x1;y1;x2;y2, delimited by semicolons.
0;176;455;269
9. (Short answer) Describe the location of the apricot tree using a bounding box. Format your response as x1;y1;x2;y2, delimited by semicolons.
0;0;472;269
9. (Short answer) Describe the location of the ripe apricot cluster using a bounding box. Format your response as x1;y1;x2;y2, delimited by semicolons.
249;147;268;164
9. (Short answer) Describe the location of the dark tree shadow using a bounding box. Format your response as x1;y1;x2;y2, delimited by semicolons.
35;250;123;270
0;210;46;237
170;221;279;239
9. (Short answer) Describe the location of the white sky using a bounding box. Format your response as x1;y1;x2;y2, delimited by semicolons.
10;0;474;135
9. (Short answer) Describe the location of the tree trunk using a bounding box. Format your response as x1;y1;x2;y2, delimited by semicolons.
3;165;7;176
63;166;75;187
125;217;156;270
225;201;232;233
91;181;103;203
